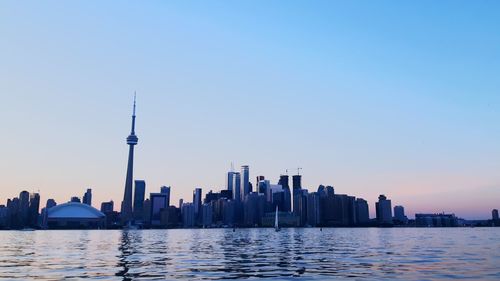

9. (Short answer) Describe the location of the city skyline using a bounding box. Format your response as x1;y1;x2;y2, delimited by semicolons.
1;1;500;219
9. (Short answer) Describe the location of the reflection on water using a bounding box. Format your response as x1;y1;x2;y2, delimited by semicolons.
0;228;499;280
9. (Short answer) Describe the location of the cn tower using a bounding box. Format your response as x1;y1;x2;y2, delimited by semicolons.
120;94;138;224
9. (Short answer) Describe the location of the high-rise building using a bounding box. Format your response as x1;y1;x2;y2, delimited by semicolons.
182;203;195;228
393;205;407;224
306;192;321;226
193;188;202;222
82;189;92;206
255;176;265;192
121;95;139;225
133;180;146;221
292;175;302;213
241;165;250;201
227;171;236;192
150;193;169;226
243;192;265;226
201;203;213;227
292;175;302;192
492;209;499;221
232;172;241;201
160;186;171;207
28;193;40;227
355;198;370;224
279;175;292;212
376;195;393;225
19;191;30;227
101;201;114;213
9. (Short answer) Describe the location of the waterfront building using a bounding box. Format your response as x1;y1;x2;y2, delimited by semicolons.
415;213;458;227
46;202;105;229
28;193;40;227
150;193;169;226
182;203;195;228
19;191;30;227
306;192;321;226
82;189;92;206
355;198;370;225
222;199;235;226
0;206;10;229
202;203;214;227
121;95;139;225
133;180;146;221
243;192;265;226
160;206;180;228
262;211;300;227
376;195;393;225
193;187;202;224
294;189;308;226
393;205;408;224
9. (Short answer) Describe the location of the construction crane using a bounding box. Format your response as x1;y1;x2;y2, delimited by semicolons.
286;167;303;175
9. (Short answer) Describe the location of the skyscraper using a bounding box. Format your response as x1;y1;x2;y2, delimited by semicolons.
227;171;236;192
19;191;30;227
193;188;202;223
241;165;250;201
121;95;139;224
278;175;291;212
292;175;302;213
133;180;146;220
355;198;370;225
161;186;171;207
376;195;393;225
232;172;241;201
82;189;92;206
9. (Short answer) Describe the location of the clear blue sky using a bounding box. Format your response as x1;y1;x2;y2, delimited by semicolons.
1;1;499;219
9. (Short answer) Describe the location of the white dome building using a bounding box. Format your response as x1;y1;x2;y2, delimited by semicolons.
47;202;105;229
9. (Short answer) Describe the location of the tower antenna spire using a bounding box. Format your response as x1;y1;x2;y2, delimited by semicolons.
133;91;136;116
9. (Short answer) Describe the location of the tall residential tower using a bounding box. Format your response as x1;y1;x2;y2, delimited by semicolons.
121;95;139;224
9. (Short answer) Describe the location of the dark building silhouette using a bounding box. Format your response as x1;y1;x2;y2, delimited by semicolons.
150;193;169;227
133;180;146;221
376;195;393;225
82;189;92;206
307;192;321;226
193;188;202;224
121;95;139;225
278;175;292;212
492;209;499;221
46;199;57;210
393;205;408;225
101;201;114;213
19;191;30;227
70;197;81;203
241;165;250;201
244;192;265;226
415;213;458;227
28;193;40;227
355;198;370;225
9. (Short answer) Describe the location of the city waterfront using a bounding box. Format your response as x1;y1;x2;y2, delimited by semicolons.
0;228;499;280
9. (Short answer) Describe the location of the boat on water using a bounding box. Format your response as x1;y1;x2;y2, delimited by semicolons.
275;206;280;232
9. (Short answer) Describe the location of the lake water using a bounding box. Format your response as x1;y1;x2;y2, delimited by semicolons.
0;228;499;280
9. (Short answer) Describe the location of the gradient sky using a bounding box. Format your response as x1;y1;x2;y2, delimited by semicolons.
1;1;499;219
